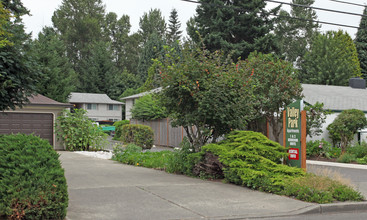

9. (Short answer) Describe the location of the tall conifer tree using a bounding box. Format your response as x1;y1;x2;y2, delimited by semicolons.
355;6;367;79
191;0;279;60
166;8;182;44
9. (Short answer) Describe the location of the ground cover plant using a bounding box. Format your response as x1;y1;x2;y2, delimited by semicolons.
112;144;174;170
112;130;363;203
0;134;68;219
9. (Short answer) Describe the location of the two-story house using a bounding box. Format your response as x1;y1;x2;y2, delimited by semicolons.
69;92;124;122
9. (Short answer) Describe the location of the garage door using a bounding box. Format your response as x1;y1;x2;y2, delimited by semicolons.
0;112;54;146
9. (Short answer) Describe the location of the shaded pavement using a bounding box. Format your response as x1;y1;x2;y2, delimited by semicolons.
59;152;367;220
60;152;312;220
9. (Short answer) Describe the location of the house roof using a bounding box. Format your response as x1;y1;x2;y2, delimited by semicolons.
121;87;162;100
28;94;73;107
69;92;123;105
302;84;367;111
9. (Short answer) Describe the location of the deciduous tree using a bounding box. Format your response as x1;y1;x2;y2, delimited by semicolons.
274;0;319;67
300;30;361;85
246;52;303;142
327;109;367;152
156;45;254;151
138;8;166;45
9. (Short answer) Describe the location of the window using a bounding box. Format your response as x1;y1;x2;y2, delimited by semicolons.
108;104;119;111
87;103;97;110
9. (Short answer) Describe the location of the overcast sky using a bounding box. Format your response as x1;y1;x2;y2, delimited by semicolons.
22;0;367;39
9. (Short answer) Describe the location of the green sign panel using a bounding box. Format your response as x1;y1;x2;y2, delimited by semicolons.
285;100;303;168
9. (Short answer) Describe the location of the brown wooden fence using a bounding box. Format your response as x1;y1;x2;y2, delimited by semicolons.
130;118;186;148
130;118;284;148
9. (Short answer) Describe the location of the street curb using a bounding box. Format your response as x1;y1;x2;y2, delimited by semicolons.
300;201;367;215
307;160;367;170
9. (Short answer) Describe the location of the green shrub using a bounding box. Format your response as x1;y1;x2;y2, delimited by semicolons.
121;124;154;149
337;153;357;163
131;94;167;121
0;134;68;219
113;120;130;140
357;156;367;164
327;109;367;152
55;109;107;151
347;142;367;158
199;131;305;192
306;139;333;158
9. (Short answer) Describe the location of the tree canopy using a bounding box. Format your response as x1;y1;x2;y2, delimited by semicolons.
156;45;255;151
274;0;319;67
30;27;76;102
0;0;39;110
355;6;367;79
190;0;280;60
245;52;303;142
300;30;361;85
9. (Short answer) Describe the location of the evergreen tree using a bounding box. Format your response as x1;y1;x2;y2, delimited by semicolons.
301;30;361;85
30;27;77;102
355;6;367;79
166;8;182;44
274;0;319;67
0;0;39;110
108;69;141;100
78;41;118;96
191;0;280;60
137;32;165;84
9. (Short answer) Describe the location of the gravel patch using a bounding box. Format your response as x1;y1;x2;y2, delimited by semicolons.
74;151;113;160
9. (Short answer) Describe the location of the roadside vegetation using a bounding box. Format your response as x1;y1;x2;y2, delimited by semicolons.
307;109;367;164
55;109;108;151
112;131;364;204
0;134;68;219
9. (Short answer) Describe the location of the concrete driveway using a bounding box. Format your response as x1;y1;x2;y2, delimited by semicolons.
59;152;321;220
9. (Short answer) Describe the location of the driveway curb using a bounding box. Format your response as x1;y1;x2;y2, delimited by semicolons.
299;201;367;215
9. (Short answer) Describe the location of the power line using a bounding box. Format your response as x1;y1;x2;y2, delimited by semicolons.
273;13;359;29
264;0;367;17
180;0;361;29
329;0;366;8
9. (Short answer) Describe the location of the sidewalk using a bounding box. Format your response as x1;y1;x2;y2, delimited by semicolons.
60;152;367;220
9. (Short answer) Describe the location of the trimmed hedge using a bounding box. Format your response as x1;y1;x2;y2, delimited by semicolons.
121;124;154;149
0;134;68;219
113;120;130;140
